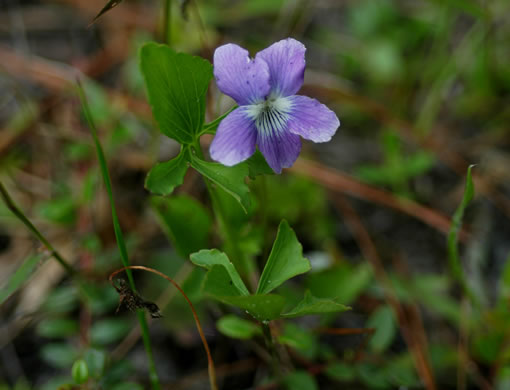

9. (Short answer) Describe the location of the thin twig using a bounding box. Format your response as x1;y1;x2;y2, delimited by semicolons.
108;266;218;390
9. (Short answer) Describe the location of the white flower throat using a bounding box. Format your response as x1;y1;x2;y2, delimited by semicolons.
246;96;293;135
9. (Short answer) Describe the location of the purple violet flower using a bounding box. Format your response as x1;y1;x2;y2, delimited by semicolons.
210;38;340;174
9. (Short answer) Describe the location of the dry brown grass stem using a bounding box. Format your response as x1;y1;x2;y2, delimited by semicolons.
108;265;218;390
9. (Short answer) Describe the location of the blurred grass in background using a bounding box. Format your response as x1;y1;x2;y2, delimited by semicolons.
1;0;510;389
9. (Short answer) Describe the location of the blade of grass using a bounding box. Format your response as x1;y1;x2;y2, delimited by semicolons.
0;253;45;305
447;165;478;306
77;79;161;390
0;181;75;276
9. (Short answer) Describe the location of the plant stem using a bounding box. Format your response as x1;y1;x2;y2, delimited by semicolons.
0;181;75;275
109;266;218;390
162;0;172;45
261;322;281;380
191;142;254;287
78;80;161;390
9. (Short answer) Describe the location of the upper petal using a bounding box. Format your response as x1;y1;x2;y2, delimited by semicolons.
286;95;340;143
256;38;306;97
214;44;271;106
210;106;257;166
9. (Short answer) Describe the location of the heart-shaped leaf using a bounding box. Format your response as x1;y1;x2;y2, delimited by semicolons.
140;43;213;144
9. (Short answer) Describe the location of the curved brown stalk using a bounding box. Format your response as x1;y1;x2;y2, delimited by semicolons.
108;266;218;390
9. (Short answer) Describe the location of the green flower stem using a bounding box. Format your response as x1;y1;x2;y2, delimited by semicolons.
78;80;161;390
262;322;281;381
162;0;172;45
0;181;75;276
192;141;255;289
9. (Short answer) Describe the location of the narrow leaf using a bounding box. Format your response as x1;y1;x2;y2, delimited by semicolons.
145;151;189;195
257;220;311;294
0;253;44;305
447;164;477;303
190;249;249;295
151;195;211;258
190;156;251;212
216;315;261;339
281;290;350;318
140;43;213;144
78;80;161;389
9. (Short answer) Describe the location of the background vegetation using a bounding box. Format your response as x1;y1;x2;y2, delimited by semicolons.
1;0;510;389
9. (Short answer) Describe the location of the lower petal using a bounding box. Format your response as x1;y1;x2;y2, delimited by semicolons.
287;95;340;142
210;107;257;166
257;128;301;174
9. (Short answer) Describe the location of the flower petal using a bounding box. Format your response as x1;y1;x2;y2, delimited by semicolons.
214;44;271;105
256;38;306;97
210;107;257;166
257;128;301;174
287;95;340;142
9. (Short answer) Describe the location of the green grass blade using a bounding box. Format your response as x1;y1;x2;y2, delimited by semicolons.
0;182;75;275
0;253;44;305
77;79;161;390
447;164;477;304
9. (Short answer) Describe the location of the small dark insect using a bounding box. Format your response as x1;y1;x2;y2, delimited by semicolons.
113;279;163;319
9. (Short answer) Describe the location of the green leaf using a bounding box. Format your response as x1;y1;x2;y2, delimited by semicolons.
110;383;144;390
36;318;79;338
90;318;132;345
190;249;249;295
281;290;350;318
71;359;89;384
0;253;43;305
279;323;318;359
200;266;285;320
283;371;318;390
367;305;396;353
202;265;244;297
145;151;189;195
325;362;356;382
37;196;76;225
217;293;286;322
244;150;274;178
447;165;476;302
190;156;251;213
257;220;311;294
306;263;372;305
84;348;107;379
152;195;212;258
216;315;261;339
40;343;78;369
140;43;213;144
